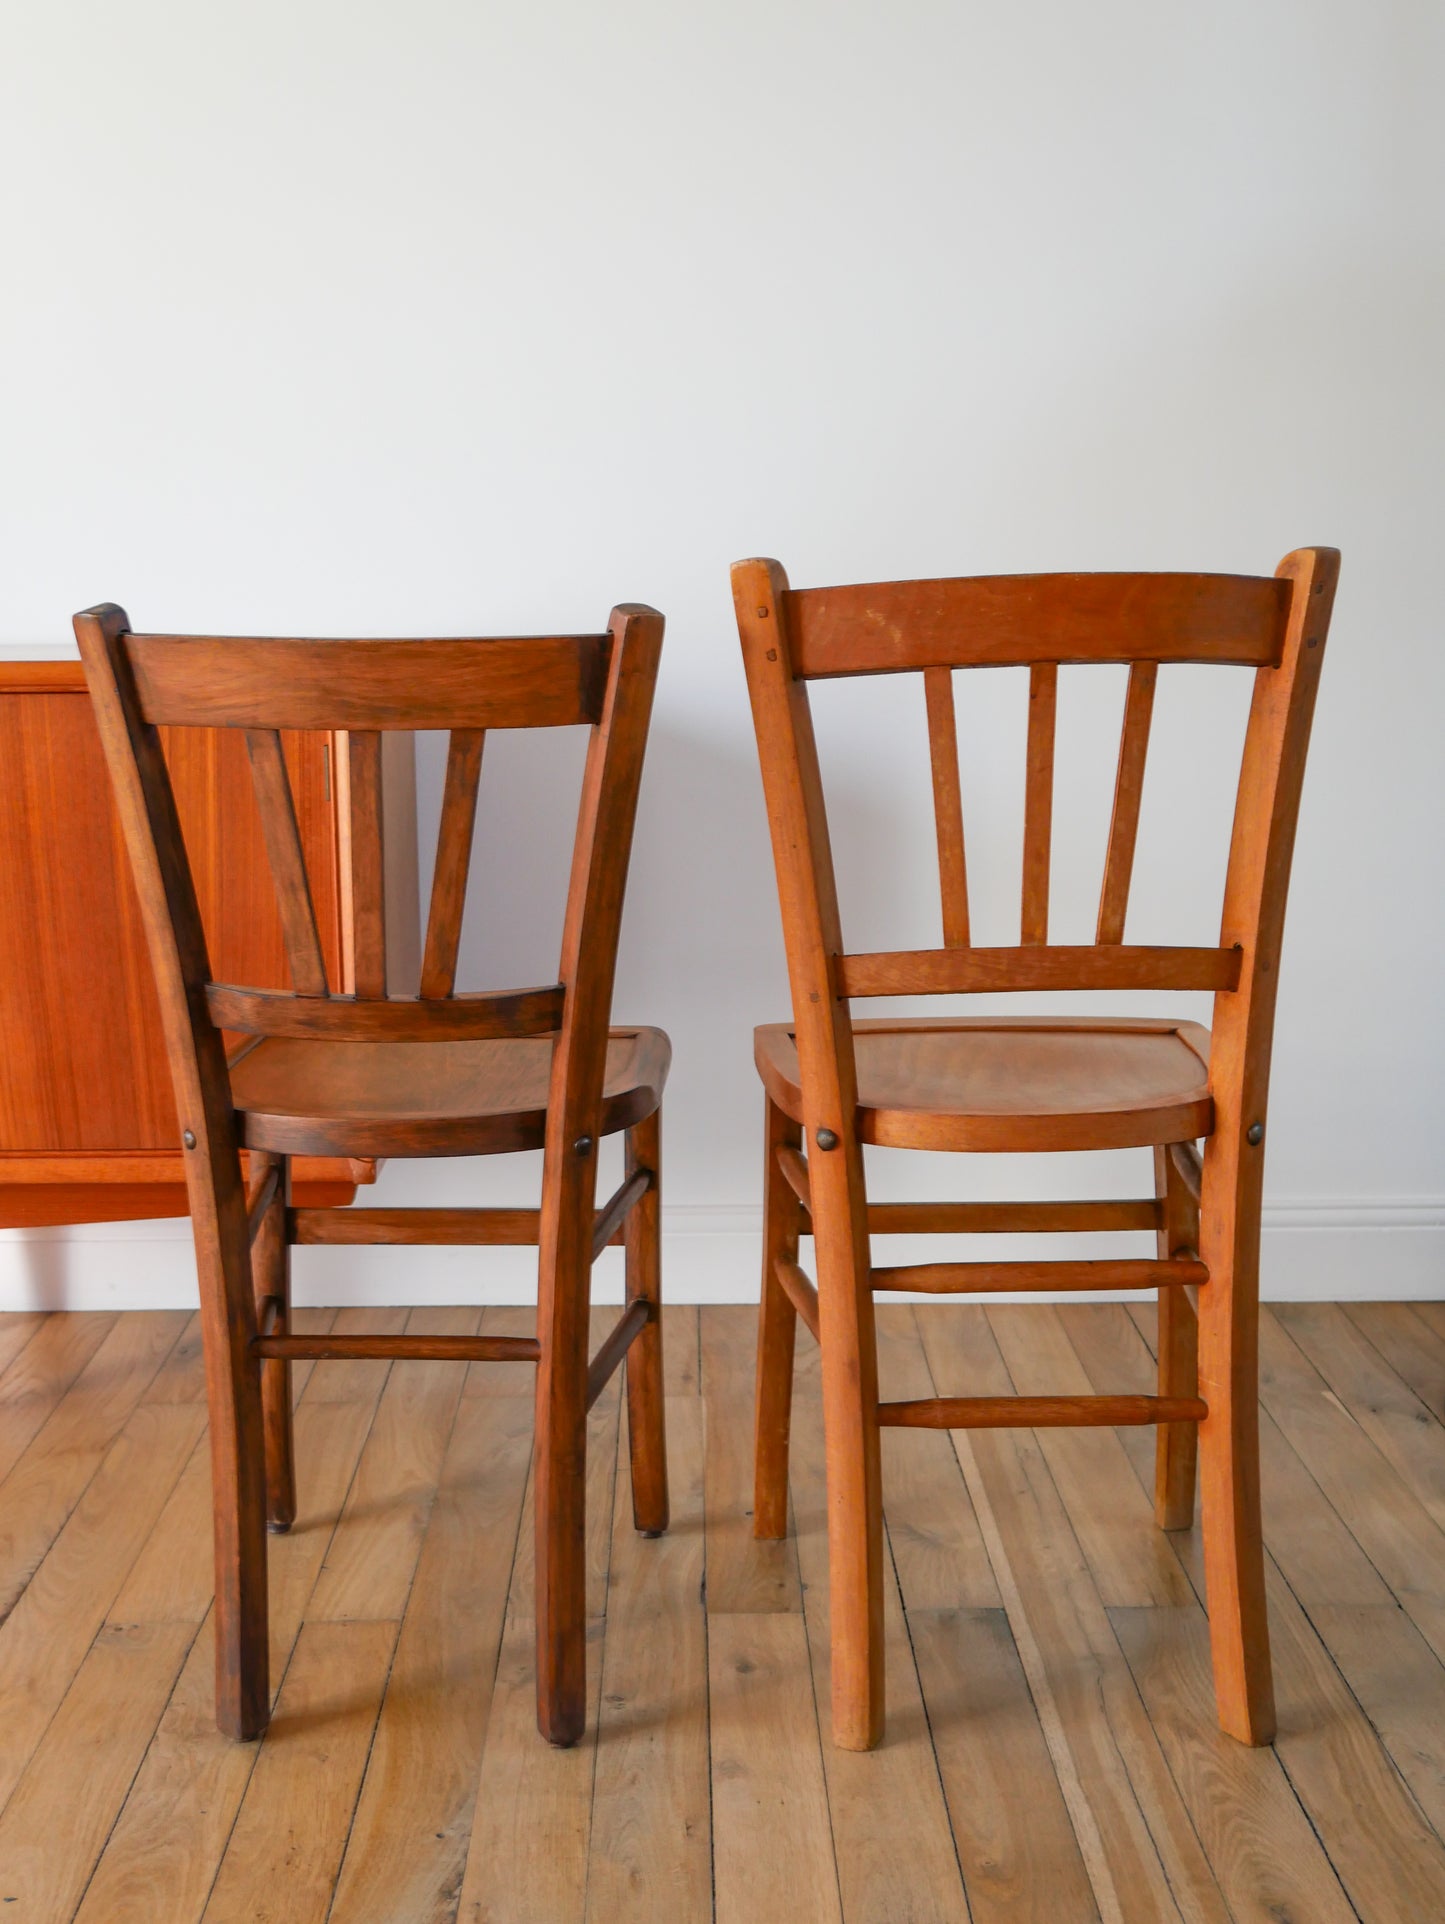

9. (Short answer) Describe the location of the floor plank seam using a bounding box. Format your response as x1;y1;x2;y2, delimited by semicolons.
927;1317;1128;1924
64;1612;209;1924
0;1371;204;1832
0;1311;192;1633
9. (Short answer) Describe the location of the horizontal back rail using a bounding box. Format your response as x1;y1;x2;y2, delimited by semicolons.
124;633;613;730
206;982;564;1041
785;572;1289;676
836;944;1241;997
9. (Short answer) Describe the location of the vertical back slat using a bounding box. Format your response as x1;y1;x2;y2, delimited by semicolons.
342;730;387;998
1021;663;1057;944
1096;661;1158;944
420;728;486;999
923;667;970;946
242;730;328;997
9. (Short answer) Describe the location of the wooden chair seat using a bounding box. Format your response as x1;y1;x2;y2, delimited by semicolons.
231;1026;671;1158
754;1016;1211;1153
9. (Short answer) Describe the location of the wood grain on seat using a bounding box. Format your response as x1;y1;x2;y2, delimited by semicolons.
232;1027;670;1158
755;1017;1211;1153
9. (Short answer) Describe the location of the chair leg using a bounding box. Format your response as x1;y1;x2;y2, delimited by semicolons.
623;1107;668;1536
754;1098;803;1540
1154;1144;1199;1531
197;1228;271;1742
250;1150;297;1533
811;1136;885;1751
534;1150;594;1748
1197;1139;1276;1746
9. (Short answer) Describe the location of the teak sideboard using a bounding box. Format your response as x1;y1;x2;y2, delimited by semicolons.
0;658;419;1230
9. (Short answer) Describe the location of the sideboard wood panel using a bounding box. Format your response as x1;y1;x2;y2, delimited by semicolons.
0;660;417;1227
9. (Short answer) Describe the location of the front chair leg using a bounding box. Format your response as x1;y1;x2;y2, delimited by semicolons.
811;1135;885;1751
754;1098;803;1540
623;1107;668;1535
198;1229;271;1742
250;1150;296;1532
1197;1143;1276;1746
1154;1144;1199;1531
534;1162;594;1748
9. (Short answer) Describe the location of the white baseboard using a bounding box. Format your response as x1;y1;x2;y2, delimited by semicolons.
0;1199;1440;1312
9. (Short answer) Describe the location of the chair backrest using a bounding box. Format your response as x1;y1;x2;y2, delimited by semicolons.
75;604;664;1174
733;553;1338;1136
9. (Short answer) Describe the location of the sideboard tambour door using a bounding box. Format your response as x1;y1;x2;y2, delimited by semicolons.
0;660;409;1226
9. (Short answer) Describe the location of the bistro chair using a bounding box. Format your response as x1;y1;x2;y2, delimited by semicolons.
733;550;1338;1750
76;601;669;1748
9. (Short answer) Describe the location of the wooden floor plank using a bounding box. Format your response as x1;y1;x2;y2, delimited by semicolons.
710;1612;843;1924
455;1335;623;1924
328;1392;534;1924
789;1332;969;1923
0;1618;195;1922
0;1313;116;1487
1069;1302;1445;1914
200;1618;397;1924
586;1397;711;1923
1110;1604;1358;1924
0;1310;187;1615
73;1395;383;1924
0;1309;48;1383
303;1303;409;1402
1276;1301;1445;1533
663;1301;700;1396
702;1302;801;1613
1257;1309;1445;1659
466;1304;539;1397
1;1304;1443;1921
1341;1300;1445;1422
308;1305;479;1622
987;1305;1195;1609
0;1399;205;1814
916;1305;1229;1924
910;1606;1098;1924
876;1304;1000;1611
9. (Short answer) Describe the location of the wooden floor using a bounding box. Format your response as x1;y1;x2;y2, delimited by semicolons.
2;1301;1445;1921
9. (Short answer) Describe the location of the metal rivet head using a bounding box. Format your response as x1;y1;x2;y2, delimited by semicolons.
814;1128;839;1152
1246;1121;1264;1146
182;1130;196;1150
574;1135;594;1157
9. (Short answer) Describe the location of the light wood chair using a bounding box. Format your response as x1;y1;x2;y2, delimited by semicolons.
76;602;669;1748
733;551;1338;1751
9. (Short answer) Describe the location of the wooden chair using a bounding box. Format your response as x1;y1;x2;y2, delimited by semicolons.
733;551;1338;1752
75;602;669;1748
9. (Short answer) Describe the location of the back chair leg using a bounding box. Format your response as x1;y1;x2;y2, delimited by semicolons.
754;1099;803;1540
250;1150;297;1532
1154;1144;1199;1531
623;1107;668;1536
1197;1147;1276;1746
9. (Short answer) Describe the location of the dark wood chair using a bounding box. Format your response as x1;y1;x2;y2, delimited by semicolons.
76;602;670;1748
733;551;1338;1752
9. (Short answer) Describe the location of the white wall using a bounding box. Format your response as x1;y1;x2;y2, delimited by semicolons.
3;0;1442;1307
